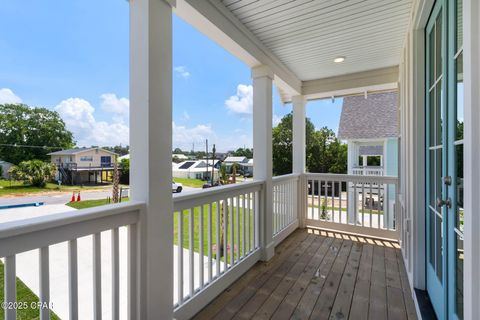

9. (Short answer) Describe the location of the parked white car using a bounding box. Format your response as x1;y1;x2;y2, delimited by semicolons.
172;181;183;193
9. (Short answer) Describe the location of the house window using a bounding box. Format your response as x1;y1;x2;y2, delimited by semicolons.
100;156;112;166
80;156;93;161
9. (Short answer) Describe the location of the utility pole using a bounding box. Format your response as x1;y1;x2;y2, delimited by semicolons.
211;144;216;185
205;139;209;181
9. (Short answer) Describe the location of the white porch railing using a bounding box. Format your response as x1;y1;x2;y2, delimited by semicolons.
272;174;300;244
0;173;401;320
352;166;384;176
304;173;399;240
0;202;144;320
172;181;262;320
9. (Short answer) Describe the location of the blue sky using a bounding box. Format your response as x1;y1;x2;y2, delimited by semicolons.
0;0;342;152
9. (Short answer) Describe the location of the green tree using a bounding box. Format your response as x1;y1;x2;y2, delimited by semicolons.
0;104;74;164
233;148;253;158
272;112;316;175
173;148;183;154
119;158;130;184
103;145;129;156
272;113;347;175
9;160;56;187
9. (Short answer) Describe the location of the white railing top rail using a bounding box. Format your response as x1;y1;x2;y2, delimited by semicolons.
173;180;264;212
272;173;301;183
0;201;145;257
305;172;398;185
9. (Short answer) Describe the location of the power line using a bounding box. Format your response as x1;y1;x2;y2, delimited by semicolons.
0;143;64;150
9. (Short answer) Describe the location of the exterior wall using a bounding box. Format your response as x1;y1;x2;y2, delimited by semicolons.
385;138;398;176
51;150;115;168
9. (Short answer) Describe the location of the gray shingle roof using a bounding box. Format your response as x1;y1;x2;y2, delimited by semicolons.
47;147;117;156
338;92;398;140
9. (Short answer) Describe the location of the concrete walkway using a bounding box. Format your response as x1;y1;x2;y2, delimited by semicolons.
1;204;215;319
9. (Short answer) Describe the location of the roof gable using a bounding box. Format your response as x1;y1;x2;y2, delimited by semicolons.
47;147;118;156
338;92;398;140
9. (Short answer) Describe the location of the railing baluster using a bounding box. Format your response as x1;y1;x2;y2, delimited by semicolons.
223;199;228;269
93;233;102;320
384;183;388;229
246;192;251;253
229;197;234;265
353;182;357;225
4;255;16;320
199;205;204;290
178;211;183;303
189;208;194;296
369;182;373;228
331;180;335;222
340;181;343;223
112;228;120;320
208;203;213;283
242;194;246;258
127;223;137;319
254;191;258;249
361;182;365;226
216;201;221;276
68;239;78;320
39;247;50;320
235;196;240;262
310;180;313;219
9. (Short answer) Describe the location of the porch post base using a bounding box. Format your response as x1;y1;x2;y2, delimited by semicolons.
261;241;275;261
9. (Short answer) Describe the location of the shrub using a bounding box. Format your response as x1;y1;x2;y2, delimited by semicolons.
9;160;56;187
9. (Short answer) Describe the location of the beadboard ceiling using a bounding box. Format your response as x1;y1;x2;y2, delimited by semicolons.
220;0;413;81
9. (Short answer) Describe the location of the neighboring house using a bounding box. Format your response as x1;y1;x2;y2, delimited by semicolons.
338;91;399;228
47;147;118;185
0;160;13;179
172;154;189;161
172;159;220;180
338;91;399;177
223;156;248;174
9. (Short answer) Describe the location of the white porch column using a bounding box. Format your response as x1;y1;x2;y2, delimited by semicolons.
463;0;480;318
130;0;174;319
347;141;357;224
292;95;306;228
252;65;275;261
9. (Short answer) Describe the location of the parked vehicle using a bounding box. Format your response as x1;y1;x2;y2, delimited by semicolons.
172;181;183;193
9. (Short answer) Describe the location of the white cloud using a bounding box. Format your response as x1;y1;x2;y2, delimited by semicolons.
100;93;130;121
225;84;253;114
174;66;191;79
173;122;216;150
55;97;129;147
0;88;22;104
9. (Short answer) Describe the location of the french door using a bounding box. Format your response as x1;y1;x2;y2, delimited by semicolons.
425;0;464;319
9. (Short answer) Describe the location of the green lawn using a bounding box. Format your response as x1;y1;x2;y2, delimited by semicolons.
68;197;255;262
66;197;130;209
0;179;119;196
174;201;254;264
0;261;60;320
173;178;205;188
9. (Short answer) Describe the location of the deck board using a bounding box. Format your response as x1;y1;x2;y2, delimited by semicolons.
192;229;417;320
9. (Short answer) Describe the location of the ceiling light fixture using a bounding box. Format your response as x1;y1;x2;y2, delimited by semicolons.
334;56;346;63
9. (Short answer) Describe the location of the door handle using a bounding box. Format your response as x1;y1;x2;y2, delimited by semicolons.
436;197;452;209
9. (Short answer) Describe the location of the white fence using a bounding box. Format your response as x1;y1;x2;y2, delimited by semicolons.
0;202;144;320
304;173;399;240
172;181;262;319
272;174;299;244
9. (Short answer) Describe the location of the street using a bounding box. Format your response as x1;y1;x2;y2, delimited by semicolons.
0;185;199;206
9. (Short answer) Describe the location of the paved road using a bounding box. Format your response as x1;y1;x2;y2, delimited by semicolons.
0;186;199;206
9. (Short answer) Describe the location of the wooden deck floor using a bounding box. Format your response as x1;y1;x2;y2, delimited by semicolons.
193;228;417;320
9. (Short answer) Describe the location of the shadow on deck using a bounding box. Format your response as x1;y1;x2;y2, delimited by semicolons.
193;228;417;320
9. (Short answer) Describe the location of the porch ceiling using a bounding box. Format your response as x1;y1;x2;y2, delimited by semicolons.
221;0;413;82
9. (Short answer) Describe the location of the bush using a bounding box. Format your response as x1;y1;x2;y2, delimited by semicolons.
119;158;130;184
8;160;56;187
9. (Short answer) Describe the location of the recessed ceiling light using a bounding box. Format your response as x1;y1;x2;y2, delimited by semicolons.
334;56;346;63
